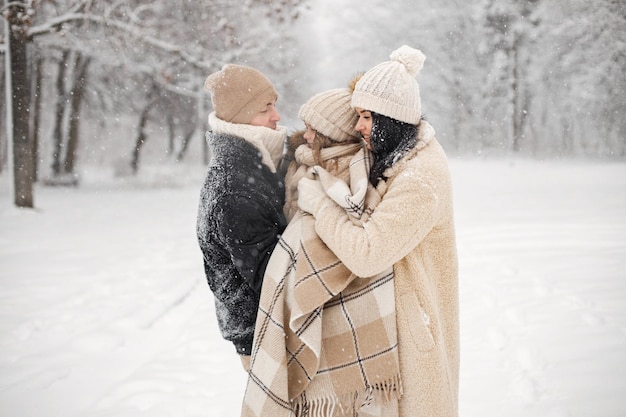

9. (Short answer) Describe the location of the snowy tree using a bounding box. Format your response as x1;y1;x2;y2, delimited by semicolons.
0;16;7;173
1;0;307;206
3;0;35;207
414;1;484;154
1;0;622;208
297;0;624;158
474;0;541;153
534;0;626;156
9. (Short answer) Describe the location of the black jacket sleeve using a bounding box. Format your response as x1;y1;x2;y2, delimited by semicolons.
216;194;285;294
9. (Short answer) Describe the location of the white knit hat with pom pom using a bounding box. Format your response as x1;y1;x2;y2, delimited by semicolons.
351;45;426;124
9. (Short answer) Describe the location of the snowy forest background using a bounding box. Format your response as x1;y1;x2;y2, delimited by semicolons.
1;2;625;416
0;0;624;208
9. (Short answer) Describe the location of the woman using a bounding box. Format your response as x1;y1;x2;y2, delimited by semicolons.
242;83;402;417
298;46;459;417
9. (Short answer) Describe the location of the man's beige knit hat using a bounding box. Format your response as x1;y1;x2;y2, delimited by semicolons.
204;64;278;124
351;45;426;125
298;88;359;142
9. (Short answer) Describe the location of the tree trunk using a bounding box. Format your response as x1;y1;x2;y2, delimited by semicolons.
8;6;34;208
511;36;522;153
131;101;153;175
0;52;6;174
175;100;199;162
561;116;573;156
176;130;194;162
518;90;531;153
131;83;161;174
63;53;91;177
167;114;175;156
51;50;69;176
30;57;43;182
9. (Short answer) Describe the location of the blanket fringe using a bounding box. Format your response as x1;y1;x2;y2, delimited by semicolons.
292;374;402;417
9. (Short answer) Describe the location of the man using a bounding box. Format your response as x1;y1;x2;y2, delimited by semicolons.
196;64;288;371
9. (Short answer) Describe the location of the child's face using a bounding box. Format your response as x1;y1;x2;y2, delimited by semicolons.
303;124;317;148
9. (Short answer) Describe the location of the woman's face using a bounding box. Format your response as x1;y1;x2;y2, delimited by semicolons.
303;124;317;148
354;107;373;150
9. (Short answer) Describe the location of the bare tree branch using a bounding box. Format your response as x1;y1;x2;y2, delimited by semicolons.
1;1;30;13
27;12;213;70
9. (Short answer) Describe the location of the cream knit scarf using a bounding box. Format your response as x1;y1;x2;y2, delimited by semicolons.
208;112;286;172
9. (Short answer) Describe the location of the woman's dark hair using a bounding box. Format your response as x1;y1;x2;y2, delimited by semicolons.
368;112;420;186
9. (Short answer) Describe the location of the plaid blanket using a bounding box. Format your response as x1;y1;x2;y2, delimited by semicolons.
241;148;401;417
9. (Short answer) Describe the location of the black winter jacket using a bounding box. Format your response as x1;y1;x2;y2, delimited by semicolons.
196;132;287;355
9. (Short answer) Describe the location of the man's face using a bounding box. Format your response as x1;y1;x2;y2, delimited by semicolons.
249;99;280;130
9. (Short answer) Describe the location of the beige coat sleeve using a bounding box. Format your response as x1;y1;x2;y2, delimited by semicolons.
313;157;441;278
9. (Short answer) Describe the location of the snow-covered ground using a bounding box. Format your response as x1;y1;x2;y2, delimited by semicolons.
1;158;625;417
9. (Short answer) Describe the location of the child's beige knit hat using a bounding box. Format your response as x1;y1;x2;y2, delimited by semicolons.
298;88;359;142
351;45;426;125
204;64;278;124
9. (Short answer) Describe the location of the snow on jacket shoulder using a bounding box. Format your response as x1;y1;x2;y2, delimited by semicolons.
196;132;287;355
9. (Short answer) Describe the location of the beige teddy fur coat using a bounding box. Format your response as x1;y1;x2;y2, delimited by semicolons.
309;121;459;417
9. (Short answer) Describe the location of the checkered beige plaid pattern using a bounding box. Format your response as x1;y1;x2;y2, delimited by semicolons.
241;149;401;417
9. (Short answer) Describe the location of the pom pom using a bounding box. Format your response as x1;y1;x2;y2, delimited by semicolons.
390;45;426;77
